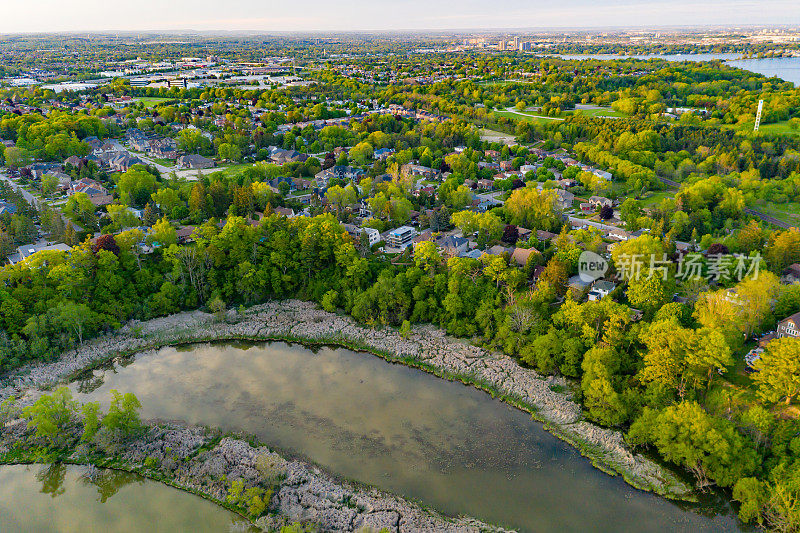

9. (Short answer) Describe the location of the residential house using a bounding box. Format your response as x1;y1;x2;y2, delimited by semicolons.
177;154;215;169
401;163;439;179
460;249;483;259
554;189;575;210
70;178;112;207
64;155;84;168
94;142;118;156
175;226;197;244
485;244;512;256
27;162;61;178
588;280;616;301
83;137;103;152
10;242;72;264
511;247;540;268
273;207;295;218
315;165;365;188
776;312;800;340
107;152;143;173
783;263;800;284
387;226;417;249
358;198;372;218
536;229;558;242
343;224;381;246
374;148;395;160
0;200;17;215
588;196;613;209
292;178;312;190
591;169;613;181
436;235;469;256
270;148;309;165
149;138;178;159
412;229;433;247
361;227;381;246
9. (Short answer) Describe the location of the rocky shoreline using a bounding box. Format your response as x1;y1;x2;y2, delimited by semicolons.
0;299;693;525
0;411;502;532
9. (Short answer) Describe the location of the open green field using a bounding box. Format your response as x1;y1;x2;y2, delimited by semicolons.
478;79;533;87
493;110;563;124
209;163;254;177
638;190;675;207
749;201;800;225
478;127;517;144
724;120;800;136
565;107;628;119
494;105;627;124
135;96;177;108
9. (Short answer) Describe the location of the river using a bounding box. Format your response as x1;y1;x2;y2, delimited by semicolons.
558;54;800;85
0;464;250;532
65;341;746;532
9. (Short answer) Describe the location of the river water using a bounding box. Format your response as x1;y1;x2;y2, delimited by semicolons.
558;54;800;85
64;341;745;532
0;464;250;532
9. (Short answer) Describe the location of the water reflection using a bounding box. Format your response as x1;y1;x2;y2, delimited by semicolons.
0;464;250;532
73;341;745;532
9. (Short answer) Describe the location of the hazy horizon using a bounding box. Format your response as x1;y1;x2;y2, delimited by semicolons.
2;0;800;34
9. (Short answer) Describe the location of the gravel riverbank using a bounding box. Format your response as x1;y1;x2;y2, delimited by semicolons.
0;299;692;508
0;412;502;532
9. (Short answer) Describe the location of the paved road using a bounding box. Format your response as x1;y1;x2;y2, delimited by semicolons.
0;172;40;208
503;107;564;121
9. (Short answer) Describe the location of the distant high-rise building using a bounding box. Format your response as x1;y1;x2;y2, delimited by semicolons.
519;42;532;52
498;40;507;51
512;37;520;49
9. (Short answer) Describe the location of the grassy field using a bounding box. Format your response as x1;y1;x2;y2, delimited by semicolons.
135;97;176;109
565;107;628;119
638;190;675;207
724;120;800;136
749;201;800;225
478;128;518;144
493;110;563;125
494;106;627;124
210;163;254;177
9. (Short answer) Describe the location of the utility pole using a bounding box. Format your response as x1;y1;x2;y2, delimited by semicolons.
754;99;764;132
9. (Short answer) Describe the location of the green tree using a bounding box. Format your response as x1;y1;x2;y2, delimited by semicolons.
101;390;142;435
753;338;800;405
147;217;177;247
628;402;758;488
23;387;78;446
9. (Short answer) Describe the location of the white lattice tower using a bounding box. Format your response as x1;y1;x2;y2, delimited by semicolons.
754;99;764;132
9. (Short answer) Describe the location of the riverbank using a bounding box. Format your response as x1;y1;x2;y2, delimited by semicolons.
0;299;693;502
0;409;500;532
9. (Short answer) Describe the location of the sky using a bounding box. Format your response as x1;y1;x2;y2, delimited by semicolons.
2;0;800;33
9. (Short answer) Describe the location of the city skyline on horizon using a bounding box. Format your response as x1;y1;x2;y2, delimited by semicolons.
2;0;800;34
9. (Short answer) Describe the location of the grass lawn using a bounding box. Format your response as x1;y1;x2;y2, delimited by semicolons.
150;157;176;167
493;110;562;125
495;106;627;124
724;120;800;136
638;190;674;207
564;107;628;119
479;128;517;144
749;201;800;226
135;97;177;109
478;79;532;87
211;163;254;177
